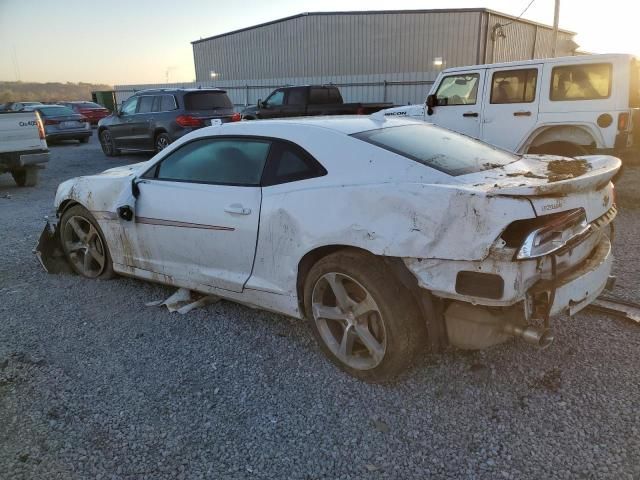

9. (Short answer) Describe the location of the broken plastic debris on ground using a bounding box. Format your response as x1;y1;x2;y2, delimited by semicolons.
145;287;220;314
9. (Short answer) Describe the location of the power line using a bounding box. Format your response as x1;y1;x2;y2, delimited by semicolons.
499;0;537;28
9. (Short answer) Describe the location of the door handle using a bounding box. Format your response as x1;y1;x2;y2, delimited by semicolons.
513;111;532;117
462;112;479;118
224;204;251;215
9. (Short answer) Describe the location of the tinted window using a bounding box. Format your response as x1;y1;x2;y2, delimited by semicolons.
137;96;154;113
550;63;612;101
435;74;480;106
160;94;177;111
266;90;285;106
154;138;271;185
287;89;306;105
37;106;75;117
184;91;233;110
352;124;518;176
491;69;538;104
262;142;327;186
328;88;341;103
121;97;138;115
309;88;330;104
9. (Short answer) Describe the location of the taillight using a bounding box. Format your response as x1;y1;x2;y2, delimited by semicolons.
176;115;204;127
35;112;46;139
618;112;629;131
44;119;60;125
230;112;241;122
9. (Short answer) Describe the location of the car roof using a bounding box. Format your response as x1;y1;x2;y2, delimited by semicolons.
442;53;637;73
220;114;424;135
134;88;227;95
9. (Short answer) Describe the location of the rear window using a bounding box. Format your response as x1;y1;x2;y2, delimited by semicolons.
550;63;612;101
75;102;102;109
352;124;518;176
184;91;232;110
38;106;75;117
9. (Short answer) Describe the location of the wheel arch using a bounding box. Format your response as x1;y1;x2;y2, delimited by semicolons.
296;244;446;352
520;124;601;153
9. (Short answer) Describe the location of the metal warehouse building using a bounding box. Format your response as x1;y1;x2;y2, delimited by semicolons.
116;8;577;107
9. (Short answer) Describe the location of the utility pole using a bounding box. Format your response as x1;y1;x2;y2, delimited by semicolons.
551;0;560;57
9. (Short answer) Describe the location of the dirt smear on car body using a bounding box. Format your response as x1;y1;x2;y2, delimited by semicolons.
546;159;590;182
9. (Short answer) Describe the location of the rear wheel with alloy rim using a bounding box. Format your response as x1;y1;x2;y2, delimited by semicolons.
155;133;171;152
303;250;425;382
60;205;114;279
99;129;119;157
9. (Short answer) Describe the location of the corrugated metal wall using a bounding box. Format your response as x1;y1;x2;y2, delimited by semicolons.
484;12;575;63
115;10;577;107
193;11;483;81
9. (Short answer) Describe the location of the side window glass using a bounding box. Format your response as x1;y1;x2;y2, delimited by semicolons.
262;141;327;186
266;90;284;107
550;63;612;101
121;97;138;115
152;96;162;112
490;69;538;104
160;95;177;111
328;88;341;103
287;89;306;105
155;138;271;185
309;88;330;104
435;74;480;106
137;96;154;113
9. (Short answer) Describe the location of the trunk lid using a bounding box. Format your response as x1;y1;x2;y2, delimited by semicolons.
458;154;621;221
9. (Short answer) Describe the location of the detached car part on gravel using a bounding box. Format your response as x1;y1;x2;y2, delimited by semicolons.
37;116;620;381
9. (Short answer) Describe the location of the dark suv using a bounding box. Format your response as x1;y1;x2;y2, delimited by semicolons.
97;88;239;156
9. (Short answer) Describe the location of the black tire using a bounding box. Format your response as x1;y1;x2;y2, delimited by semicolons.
60;205;115;280
303;249;426;382
528;141;588;158
11;166;38;187
154;132;171;153
79;137;89;144
242;116;255;121
99;129;119;157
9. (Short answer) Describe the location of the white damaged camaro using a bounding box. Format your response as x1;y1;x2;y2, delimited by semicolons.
45;116;619;381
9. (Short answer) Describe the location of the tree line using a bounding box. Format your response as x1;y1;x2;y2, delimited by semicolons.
0;81;113;103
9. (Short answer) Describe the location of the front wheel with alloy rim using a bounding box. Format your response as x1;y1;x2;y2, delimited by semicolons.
99;129;119;157
303;250;426;382
60;205;115;279
155;132;171;152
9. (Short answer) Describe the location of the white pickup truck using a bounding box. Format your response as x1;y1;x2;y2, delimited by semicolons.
382;53;639;158
0;111;50;186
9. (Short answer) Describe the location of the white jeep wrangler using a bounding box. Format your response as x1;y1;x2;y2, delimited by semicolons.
382;54;639;158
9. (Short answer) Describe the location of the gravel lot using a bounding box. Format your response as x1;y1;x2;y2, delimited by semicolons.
1;135;639;479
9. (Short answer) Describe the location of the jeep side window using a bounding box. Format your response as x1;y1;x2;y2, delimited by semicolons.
435;74;480;106
490;69;538;104
550;63;612;101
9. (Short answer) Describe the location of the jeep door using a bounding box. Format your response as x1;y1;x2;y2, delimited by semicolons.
481;65;542;152
429;70;485;139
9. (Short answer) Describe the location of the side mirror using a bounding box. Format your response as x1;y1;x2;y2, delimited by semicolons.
426;94;437;116
257;99;264;108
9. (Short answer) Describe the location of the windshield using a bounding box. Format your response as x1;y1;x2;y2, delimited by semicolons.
38;106;76;117
352;124;519;176
631;58;640;108
184;91;232;110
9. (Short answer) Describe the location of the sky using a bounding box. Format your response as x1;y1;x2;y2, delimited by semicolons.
1;0;639;85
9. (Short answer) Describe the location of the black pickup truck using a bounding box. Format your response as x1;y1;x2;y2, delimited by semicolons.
241;85;393;120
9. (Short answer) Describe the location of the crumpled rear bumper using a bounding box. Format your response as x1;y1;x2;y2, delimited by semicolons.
526;235;613;318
